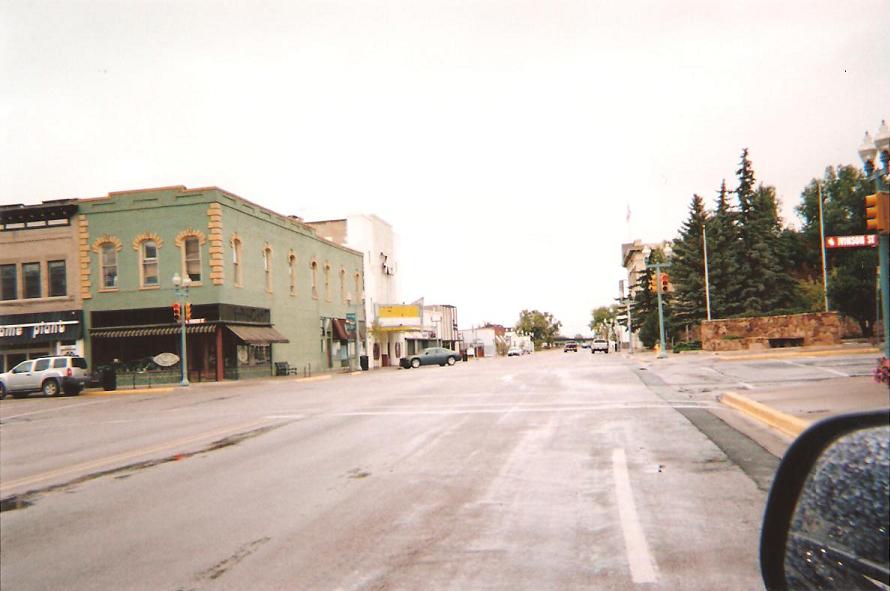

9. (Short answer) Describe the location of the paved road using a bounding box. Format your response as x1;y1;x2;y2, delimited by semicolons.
0;351;786;590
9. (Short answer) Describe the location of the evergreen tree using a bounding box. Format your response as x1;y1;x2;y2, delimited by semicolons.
733;149;786;314
706;180;744;318
795;165;879;335
670;194;710;329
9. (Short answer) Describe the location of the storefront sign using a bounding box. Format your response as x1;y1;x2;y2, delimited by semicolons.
377;304;422;331
0;311;83;346
152;352;180;367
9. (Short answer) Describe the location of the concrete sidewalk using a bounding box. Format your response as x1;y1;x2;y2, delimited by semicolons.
720;376;889;441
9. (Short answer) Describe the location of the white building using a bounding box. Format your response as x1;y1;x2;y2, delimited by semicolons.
306;215;402;368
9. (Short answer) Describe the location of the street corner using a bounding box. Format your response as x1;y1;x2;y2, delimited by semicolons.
719;391;810;438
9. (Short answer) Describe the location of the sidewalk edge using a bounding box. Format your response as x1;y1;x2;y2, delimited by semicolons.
719;391;810;438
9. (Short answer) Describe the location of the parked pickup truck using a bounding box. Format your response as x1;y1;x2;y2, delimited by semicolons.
591;338;609;354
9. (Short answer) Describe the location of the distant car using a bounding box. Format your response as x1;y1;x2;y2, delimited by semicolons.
591;339;609;354
507;347;522;357
400;347;461;369
0;355;90;398
580;342;591;349
563;342;578;352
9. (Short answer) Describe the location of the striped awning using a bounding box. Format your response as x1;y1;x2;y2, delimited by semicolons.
91;324;216;338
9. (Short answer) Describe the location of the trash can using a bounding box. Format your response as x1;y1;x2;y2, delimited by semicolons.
102;366;117;391
359;355;369;371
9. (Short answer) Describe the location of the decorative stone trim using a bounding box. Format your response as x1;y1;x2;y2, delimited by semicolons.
174;228;207;247
132;232;164;251
91;234;123;254
78;215;92;300
207;203;224;285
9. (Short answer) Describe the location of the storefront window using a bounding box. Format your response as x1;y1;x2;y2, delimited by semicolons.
1;264;16;300
236;344;270;366
48;260;66;297
23;262;41;298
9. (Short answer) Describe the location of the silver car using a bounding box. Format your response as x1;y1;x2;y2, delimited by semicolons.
0;356;90;398
399;347;461;369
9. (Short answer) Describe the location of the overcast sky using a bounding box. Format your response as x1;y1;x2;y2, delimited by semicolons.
2;0;888;336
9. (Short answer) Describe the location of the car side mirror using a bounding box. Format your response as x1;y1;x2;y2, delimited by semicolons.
760;410;889;591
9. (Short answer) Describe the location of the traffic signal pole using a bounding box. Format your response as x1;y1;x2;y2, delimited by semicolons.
646;261;671;359
880;234;889;358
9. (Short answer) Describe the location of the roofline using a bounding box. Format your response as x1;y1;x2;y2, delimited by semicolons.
79;185;364;259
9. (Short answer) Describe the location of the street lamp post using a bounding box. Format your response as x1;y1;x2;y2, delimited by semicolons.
646;261;671;360
858;120;890;358
172;272;192;386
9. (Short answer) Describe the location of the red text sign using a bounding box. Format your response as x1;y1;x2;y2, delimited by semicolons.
824;235;878;249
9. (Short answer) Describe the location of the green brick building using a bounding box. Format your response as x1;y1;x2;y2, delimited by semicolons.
79;186;365;381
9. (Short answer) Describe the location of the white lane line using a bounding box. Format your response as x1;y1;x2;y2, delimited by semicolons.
1;398;114;420
328;404;720;417
737;382;755;390
500;374;515;383
783;360;848;378
612;448;658;584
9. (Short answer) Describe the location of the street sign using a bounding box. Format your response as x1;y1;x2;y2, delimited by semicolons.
824;235;878;249
345;312;357;332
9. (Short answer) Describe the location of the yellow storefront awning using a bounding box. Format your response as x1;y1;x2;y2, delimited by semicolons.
375;325;423;333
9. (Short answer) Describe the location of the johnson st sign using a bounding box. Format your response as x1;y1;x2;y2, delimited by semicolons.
824;235;878;249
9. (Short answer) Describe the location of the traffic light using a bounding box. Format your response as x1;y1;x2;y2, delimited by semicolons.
649;275;658;293
184;303;192;321
865;192;890;234
661;272;670;293
172;302;181;322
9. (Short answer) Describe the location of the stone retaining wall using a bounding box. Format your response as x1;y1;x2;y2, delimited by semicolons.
701;312;842;351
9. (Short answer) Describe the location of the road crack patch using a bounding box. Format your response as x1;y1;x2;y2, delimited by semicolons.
0;424;283;513
196;537;271;581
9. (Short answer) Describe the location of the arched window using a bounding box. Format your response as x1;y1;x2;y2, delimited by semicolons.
140;240;159;287
101;244;118;290
231;236;243;287
339;267;347;303
354;271;362;302
183;237;202;282
310;260;319;299
289;252;297;296
263;245;273;292
324;263;332;301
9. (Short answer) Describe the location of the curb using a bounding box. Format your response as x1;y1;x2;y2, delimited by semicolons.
719;391;810;438
715;347;880;362
82;387;177;396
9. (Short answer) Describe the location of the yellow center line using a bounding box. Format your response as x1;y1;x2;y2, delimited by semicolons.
0;418;269;494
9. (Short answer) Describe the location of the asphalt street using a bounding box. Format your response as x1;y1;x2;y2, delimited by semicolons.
2;349;866;590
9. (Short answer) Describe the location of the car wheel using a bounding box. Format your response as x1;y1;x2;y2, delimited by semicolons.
42;379;60;397
447;357;456;366
411;358;421;369
0;383;6;399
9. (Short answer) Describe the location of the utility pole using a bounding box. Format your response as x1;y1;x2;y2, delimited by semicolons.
817;180;830;312
702;225;712;321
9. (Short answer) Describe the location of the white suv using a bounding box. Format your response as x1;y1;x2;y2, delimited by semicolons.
0;356;90;399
